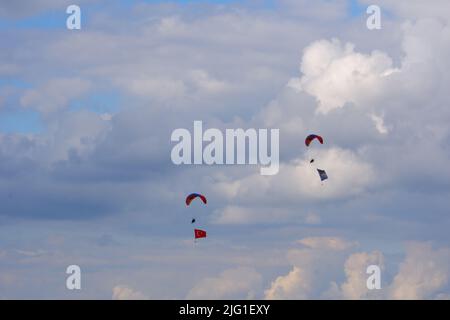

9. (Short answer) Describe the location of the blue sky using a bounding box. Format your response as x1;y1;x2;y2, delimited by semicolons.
1;0;450;299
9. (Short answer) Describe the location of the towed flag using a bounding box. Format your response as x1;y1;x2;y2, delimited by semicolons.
194;229;207;239
317;169;328;181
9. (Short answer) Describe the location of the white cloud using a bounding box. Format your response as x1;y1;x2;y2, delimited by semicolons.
266;241;450;300
328;251;384;299
212;147;375;207
189;69;229;94
187;267;262;299
297;237;357;251
389;243;450;299
112;285;148;300
265;266;310;299
370;113;388;134
289;38;398;114
265;237;355;299
211;206;300;225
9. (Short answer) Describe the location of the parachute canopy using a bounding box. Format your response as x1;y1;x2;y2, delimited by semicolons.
305;134;324;147
317;169;328;181
186;193;207;206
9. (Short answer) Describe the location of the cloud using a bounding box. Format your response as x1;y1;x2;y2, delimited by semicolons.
389;242;450;299
15;249;49;258
265;237;356;299
358;0;450;22
288;38;398;114
114;76;187;101
112;285;148;300
212;147;375;207
211;206;322;226
211;205;301;225
326;251;384;299
265;266;309;299
370;113;389;134
20;78;91;113
266;241;450;300
187;267;262;299
1;0;450;299
297;237;357;251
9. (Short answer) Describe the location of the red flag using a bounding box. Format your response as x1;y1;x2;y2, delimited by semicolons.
194;229;207;239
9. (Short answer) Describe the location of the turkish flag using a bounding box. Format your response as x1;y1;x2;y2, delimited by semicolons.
194;229;207;239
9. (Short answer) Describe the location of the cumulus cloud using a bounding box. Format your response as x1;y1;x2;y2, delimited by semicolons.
288;38;398;114
265;241;450;300
265;266;309;299
389;243;450;299
265;237;356;299
187;267;262;300
112;285;148;300
326;251;384;299
212;147;374;207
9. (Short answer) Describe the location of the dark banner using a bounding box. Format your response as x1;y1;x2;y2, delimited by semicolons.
0;300;442;319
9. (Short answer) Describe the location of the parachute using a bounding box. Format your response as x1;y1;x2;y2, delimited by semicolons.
186;193;207;206
305;134;324;147
186;194;207;240
317;169;328;181
304;134;328;186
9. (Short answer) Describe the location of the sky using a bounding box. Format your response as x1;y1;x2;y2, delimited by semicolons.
0;0;450;299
